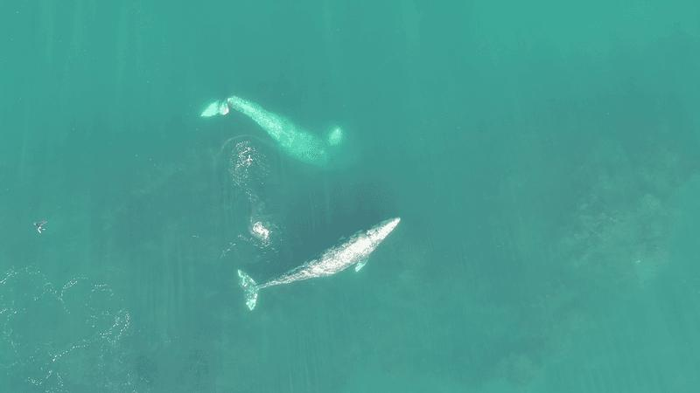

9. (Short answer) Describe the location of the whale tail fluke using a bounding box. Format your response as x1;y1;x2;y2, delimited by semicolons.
201;100;230;118
238;270;259;310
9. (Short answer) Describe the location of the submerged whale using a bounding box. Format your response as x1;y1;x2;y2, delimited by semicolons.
201;95;344;167
237;217;401;310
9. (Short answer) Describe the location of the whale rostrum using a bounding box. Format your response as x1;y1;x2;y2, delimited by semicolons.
237;217;401;310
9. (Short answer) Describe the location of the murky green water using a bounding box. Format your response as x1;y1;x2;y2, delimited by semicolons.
2;1;700;392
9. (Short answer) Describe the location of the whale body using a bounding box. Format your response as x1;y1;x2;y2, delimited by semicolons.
237;217;401;310
201;95;343;167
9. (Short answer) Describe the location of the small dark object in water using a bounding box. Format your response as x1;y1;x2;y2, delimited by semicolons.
33;220;47;234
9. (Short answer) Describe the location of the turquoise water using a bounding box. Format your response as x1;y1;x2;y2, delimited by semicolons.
2;1;700;392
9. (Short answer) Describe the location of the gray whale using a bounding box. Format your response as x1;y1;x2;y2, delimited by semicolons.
238;217;401;310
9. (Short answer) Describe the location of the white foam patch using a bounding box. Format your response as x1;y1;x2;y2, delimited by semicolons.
0;267;135;392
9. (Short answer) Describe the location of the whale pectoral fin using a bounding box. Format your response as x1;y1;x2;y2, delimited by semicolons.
354;259;368;272
327;126;344;146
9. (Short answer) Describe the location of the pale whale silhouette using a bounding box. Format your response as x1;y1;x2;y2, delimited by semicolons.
237;217;400;310
201;95;343;167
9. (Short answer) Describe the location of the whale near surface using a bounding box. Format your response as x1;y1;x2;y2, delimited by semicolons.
201;95;343;167
238;217;401;310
